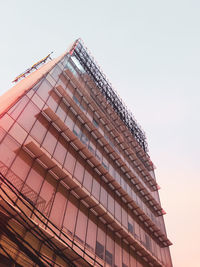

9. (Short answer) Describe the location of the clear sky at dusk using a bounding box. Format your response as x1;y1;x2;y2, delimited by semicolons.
0;1;200;266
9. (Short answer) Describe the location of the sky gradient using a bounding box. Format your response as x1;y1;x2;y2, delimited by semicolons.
1;1;200;266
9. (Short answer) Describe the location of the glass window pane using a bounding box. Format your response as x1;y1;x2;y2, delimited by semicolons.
50;65;62;82
91;178;100;201
75;204;88;244
25;162;45;192
46;91;60;112
114;240;122;267
0;127;6;142
49;187;66;227
65;113;74;130
39;173;56;216
96;241;104;260
122;245;129;266
73;124;81;138
106;234;114;266
53;137;67;166
64;147;76;174
85;214;97;252
74;160;84;184
63;194;78;235
108;194;114;216
9;122;27;144
56;101;67;122
0;134;20;167
130;253;137;267
30;114;49;144
100;186;107;208
83;169;93;192
122;207;128;229
42;125;59;155
0;114;14;132
8;96;29;120
115;200;121;223
17;101;39;132
36;79;52;102
11;150;32;182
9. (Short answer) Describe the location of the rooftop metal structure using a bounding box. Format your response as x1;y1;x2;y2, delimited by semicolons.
70;39;148;153
12;52;53;83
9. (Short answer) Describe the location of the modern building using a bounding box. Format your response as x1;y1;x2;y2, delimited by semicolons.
0;39;172;267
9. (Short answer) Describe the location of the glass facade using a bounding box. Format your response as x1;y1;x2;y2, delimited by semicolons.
0;41;172;267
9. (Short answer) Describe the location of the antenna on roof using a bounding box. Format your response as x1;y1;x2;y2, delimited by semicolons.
12;52;53;83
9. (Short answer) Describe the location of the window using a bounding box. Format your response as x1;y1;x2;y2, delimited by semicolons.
56;101;67;121
8;96;29;120
10;150;32;182
71;56;85;73
25;162;45;192
145;234;152;251
108;194;114;215
74;160;84;184
65;61;78;76
95;241;104;259
64;147;76;174
106;233;114;266
92;118;99;128
39;173;56;216
122;208;128;228
30;114;49;144
65;113;74;130
120;178;127;191
128;222;134;234
114;240;122;266
42;125;59;155
85;214;97;251
9;122;27;144
73;124;81;138
0;134;20;168
0;114;14;132
75;204;88;243
115;200;121;223
122;245;129;267
115;171;121;184
17;101;39;132
100;186;107;208
105;250;113;265
102;157;109;170
95;149;102;162
81;133;89;146
50;65;62;82
79;103;85;113
49;187;66;228
36;79;52;102
63;194;78;234
88;141;95;155
47;91;60;112
72;95;80;106
53;137;67;166
91;178;100;201
83;169;93;192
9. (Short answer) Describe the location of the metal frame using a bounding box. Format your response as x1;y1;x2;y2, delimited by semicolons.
71;39;148;152
12;52;53;83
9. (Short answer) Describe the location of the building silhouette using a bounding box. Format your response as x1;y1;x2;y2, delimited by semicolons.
0;39;172;267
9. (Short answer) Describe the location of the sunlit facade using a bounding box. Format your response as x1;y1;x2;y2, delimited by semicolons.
0;40;172;267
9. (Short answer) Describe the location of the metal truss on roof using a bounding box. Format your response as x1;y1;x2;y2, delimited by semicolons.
71;39;148;153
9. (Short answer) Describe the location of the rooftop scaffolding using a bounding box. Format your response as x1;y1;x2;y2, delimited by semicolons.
71;39;148;153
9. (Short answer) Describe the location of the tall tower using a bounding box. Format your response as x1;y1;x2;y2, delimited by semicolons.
0;39;172;267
